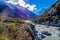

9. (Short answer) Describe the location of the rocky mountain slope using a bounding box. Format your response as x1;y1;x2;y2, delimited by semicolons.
32;0;60;27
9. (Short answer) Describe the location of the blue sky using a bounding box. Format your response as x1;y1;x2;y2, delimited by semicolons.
25;0;57;12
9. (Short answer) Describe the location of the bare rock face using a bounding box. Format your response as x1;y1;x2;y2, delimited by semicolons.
0;18;34;40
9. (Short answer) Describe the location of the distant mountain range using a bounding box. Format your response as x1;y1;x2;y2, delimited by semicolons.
37;8;46;16
0;1;38;19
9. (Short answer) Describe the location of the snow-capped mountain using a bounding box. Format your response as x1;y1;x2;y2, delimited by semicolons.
0;1;38;19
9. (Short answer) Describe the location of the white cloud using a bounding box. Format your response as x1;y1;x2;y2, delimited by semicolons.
26;4;37;11
7;0;37;11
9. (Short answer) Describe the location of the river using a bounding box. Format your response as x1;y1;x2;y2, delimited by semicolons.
24;20;60;40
